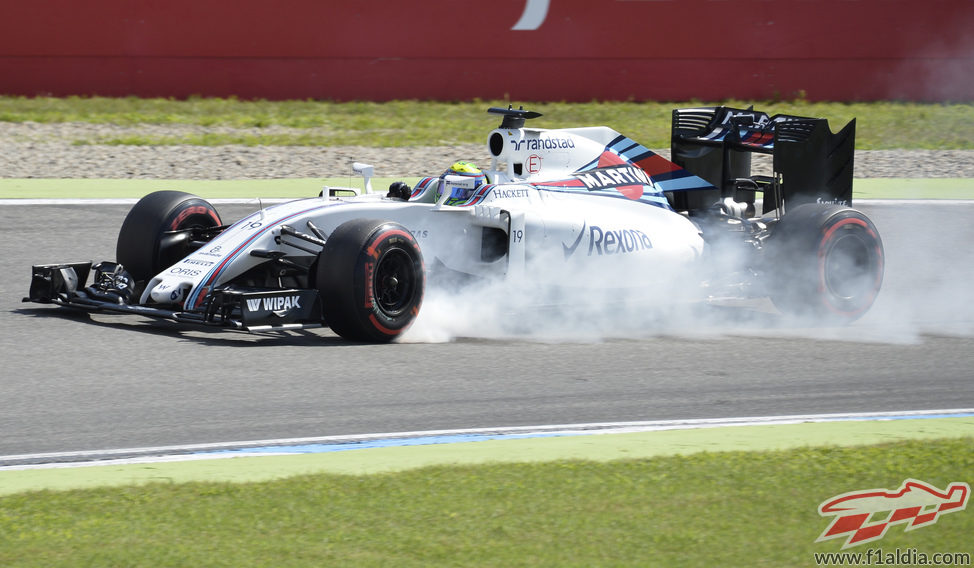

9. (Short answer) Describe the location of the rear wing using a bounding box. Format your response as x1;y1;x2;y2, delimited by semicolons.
668;106;856;214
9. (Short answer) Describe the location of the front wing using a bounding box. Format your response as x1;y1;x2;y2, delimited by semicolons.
25;262;324;332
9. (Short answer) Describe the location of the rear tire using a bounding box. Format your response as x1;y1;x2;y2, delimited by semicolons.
316;219;425;342
764;203;884;322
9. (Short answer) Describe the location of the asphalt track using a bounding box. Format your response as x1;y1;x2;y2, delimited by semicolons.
2;197;973;469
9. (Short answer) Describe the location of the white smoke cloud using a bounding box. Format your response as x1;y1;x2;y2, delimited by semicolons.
855;202;974;341
401;246;796;345
886;9;974;101
401;202;974;345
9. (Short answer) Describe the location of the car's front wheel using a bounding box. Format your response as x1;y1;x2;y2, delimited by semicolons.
316;219;425;342
116;190;223;283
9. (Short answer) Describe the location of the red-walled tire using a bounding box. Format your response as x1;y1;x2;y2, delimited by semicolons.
116;191;222;282
316;219;425;342
765;204;884;322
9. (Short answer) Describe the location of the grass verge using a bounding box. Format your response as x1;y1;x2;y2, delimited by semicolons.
0;178;420;200
1;96;972;149
1;178;971;200
0;438;970;567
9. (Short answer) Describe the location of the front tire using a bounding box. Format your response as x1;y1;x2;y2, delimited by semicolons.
764;204;884;322
316;219;425;342
116;191;222;282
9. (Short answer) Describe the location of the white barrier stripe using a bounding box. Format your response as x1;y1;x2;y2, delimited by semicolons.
0;198;295;205
1;408;972;470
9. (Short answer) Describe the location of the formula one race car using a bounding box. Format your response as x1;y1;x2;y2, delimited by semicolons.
26;105;884;342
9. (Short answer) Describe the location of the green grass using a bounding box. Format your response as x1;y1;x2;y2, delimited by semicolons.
1;438;970;567
1;96;972;149
2;178;972;200
0;178;423;200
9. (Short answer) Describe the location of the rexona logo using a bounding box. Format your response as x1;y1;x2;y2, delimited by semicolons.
245;295;303;317
562;221;653;259
816;478;970;549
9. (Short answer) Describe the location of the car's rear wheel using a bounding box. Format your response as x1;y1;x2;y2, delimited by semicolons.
764;203;884;322
116;190;223;282
316;219;425;342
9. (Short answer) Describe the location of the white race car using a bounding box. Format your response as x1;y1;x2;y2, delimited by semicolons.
27;106;884;341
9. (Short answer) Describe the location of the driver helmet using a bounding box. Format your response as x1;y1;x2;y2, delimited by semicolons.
435;161;487;204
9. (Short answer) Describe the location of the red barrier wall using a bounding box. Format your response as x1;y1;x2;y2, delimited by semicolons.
2;0;972;101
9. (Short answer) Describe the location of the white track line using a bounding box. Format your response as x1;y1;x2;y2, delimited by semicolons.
0;198;294;206
2;409;971;471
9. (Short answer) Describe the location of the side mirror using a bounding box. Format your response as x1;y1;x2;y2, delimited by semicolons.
353;162;375;193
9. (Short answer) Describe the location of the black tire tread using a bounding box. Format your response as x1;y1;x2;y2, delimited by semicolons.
316;219;424;342
765;203;884;322
116;190;221;282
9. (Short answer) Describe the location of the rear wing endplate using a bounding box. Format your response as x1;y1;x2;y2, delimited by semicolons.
669;106;856;214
